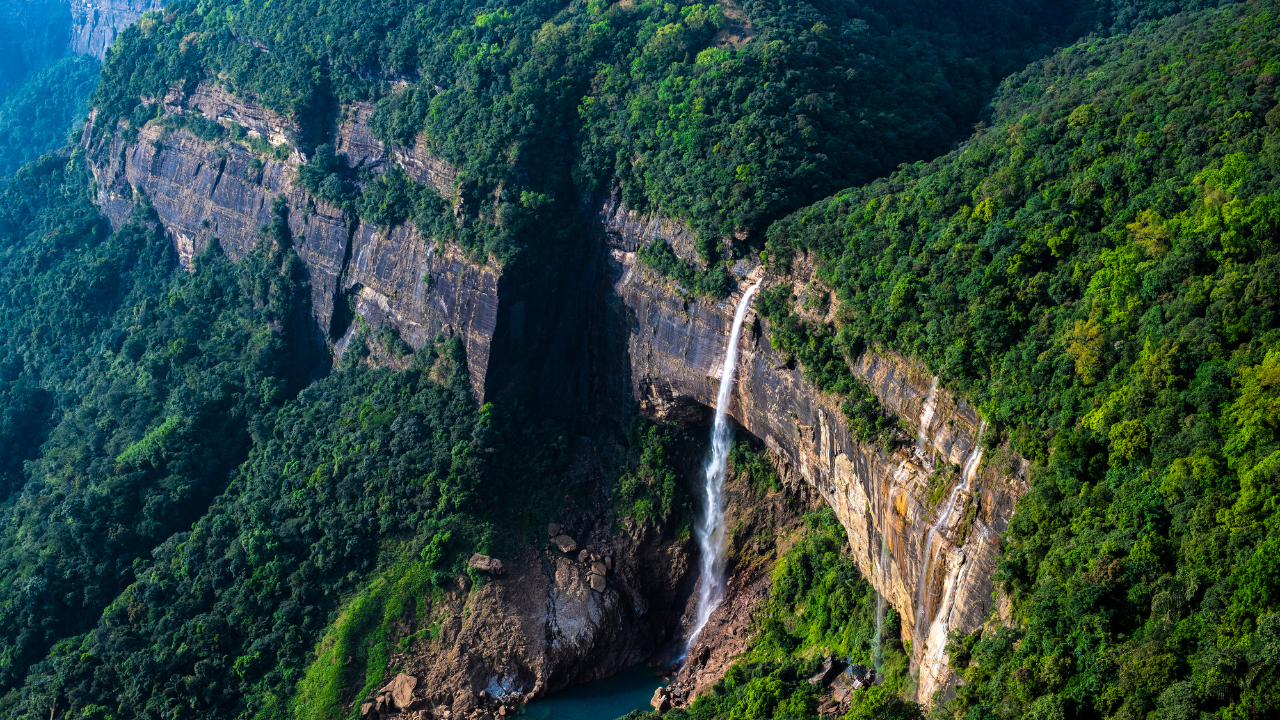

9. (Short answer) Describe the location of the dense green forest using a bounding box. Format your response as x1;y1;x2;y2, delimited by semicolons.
0;156;316;696
756;1;1280;716
88;0;1214;264
0;56;99;180
0;159;593;716
0;0;1276;718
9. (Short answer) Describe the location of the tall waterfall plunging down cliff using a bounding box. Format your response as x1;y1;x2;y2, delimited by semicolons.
688;278;763;649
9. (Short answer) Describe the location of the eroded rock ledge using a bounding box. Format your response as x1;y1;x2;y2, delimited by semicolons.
599;197;1028;702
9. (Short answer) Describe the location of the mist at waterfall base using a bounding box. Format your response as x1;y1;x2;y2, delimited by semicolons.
686;279;762;653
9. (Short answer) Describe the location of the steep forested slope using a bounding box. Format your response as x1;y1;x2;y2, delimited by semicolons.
0;157;315;693
754;2;1280;716
0;0;1274;719
0;161;587;716
0;55;99;179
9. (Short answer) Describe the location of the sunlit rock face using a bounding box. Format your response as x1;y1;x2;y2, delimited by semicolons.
599;196;1029;703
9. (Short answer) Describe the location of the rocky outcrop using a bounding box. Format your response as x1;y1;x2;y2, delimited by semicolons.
68;0;162;59
674;468;817;702
80;81;608;414
600;197;1028;704
366;510;696;720
349;457;810;720
81;81;498;398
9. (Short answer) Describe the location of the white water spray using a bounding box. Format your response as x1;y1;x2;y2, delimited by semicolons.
688;278;762;650
911;420;985;653
915;377;939;465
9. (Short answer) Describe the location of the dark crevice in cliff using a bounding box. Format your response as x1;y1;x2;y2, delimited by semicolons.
208;156;225;197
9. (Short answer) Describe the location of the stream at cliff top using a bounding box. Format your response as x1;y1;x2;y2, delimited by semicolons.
514;665;666;720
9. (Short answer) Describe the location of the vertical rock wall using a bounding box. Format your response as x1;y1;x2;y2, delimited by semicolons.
81;82;498;398
68;0;162;59
75;73;1026;702
599;197;1028;703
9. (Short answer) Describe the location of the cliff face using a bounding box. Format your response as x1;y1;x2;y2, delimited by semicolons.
82;82;498;398
82;77;1024;703
599;197;1028;703
68;0;162;59
394;507;697;717
81;82;608;413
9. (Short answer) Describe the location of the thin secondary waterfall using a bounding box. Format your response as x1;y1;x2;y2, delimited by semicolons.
688;278;763;650
915;377;940;464
911;420;985;653
873;534;889;669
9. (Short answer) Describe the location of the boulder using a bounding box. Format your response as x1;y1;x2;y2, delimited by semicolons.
589;574;607;592
651;687;671;713
591;561;607;575
552;535;577;553
547;523;561;537
379;673;419;709
360;702;373;716
467;553;506;575
807;655;843;686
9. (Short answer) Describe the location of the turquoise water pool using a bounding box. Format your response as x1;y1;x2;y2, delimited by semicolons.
514;664;666;720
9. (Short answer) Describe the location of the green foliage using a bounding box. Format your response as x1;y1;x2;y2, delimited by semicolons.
730;437;782;496
616;419;687;523
293;547;436;720
670;508;919;720
0;55;99;179
763;1;1280;715
637;239;736;299
755;286;898;448
0;157;311;694
4;339;492;719
86;0;1184;266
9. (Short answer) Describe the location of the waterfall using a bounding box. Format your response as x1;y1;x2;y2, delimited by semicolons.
874;534;889;669
687;278;763;650
911;420;985;655
915;377;939;465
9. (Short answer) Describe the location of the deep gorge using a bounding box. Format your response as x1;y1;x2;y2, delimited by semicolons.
1;1;1278;719
80;81;1028;707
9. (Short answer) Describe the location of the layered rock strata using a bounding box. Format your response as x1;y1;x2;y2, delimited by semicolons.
78;73;1027;704
81;82;498;398
600;197;1028;703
